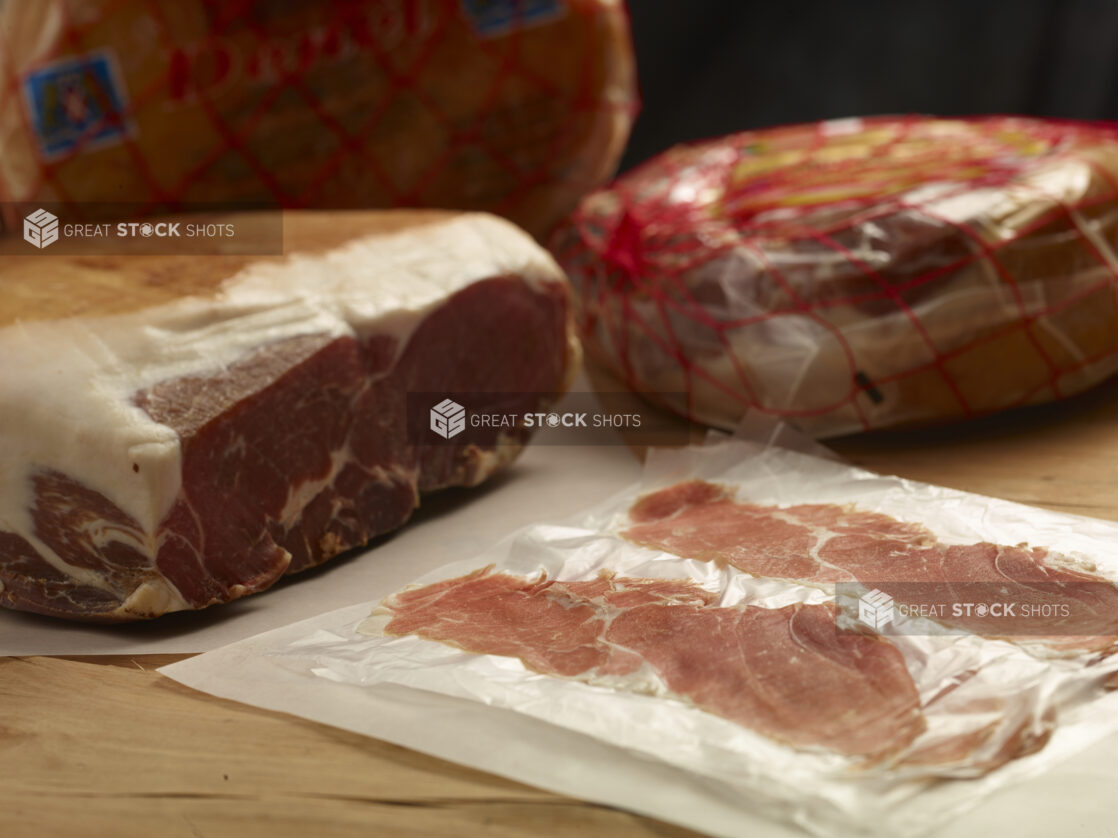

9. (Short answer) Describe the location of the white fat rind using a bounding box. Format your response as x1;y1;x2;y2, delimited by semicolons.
0;213;564;603
118;578;193;617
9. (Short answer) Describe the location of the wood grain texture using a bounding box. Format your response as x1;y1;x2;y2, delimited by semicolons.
0;656;702;838
0;209;454;325
829;371;1118;521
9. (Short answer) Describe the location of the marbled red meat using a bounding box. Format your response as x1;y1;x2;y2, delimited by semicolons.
382;567;925;758
623;481;1118;650
0;213;576;621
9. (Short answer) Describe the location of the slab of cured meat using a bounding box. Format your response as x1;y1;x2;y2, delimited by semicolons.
623;480;1118;651
0;211;578;622
381;567;925;759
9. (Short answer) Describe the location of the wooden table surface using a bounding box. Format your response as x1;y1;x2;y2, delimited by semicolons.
6;374;1118;838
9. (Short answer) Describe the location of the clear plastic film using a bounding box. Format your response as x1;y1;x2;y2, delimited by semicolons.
549;116;1118;435
250;431;1118;837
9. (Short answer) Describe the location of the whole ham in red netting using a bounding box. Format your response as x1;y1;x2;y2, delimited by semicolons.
550;116;1118;436
0;0;636;238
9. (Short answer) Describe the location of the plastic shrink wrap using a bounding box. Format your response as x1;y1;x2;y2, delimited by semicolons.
0;0;636;238
551;116;1118;435
283;437;1118;837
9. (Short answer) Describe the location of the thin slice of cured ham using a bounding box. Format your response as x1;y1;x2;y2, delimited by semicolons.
623;481;1118;651
381;567;925;759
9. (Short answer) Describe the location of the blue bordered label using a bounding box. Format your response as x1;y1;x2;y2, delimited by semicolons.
460;0;566;38
22;50;132;160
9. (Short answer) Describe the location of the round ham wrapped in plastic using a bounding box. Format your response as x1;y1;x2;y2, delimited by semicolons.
0;0;636;239
551;116;1118;436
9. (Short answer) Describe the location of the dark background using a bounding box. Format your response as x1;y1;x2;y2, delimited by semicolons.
620;0;1118;170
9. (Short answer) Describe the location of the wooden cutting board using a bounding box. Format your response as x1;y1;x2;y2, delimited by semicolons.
0;654;702;838
0;209;455;325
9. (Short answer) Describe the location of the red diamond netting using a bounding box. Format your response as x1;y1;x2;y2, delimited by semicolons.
0;0;637;239
549;116;1118;437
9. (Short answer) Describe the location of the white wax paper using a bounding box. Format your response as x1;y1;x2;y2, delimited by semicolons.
162;436;1118;837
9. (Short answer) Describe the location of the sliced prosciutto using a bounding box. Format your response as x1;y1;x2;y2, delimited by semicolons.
381;567;925;759
623;481;1118;650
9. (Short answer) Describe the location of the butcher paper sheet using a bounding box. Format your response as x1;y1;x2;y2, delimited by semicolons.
160;434;1118;838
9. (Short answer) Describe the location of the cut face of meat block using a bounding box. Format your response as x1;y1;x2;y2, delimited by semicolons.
0;211;578;622
623;481;1118;651
381;568;926;759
